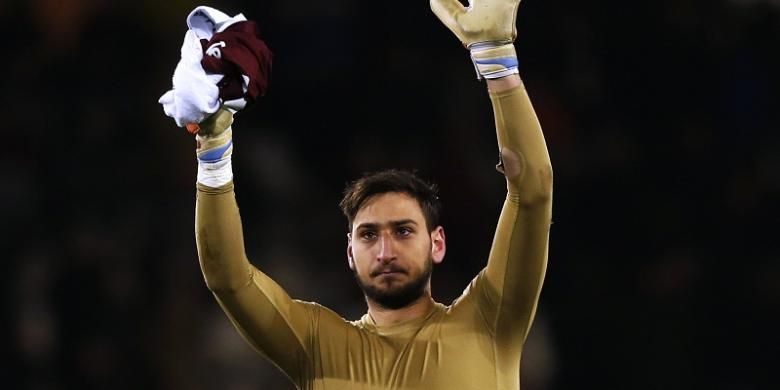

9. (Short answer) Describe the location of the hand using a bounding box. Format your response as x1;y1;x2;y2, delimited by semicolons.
195;108;234;164
430;0;521;48
196;108;233;137
430;0;522;79
193;107;234;187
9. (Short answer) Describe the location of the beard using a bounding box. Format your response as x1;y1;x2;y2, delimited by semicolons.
353;256;434;310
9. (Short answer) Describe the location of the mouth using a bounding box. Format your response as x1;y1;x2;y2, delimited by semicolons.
371;268;406;278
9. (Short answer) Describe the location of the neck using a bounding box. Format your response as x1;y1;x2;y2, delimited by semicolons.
366;292;435;327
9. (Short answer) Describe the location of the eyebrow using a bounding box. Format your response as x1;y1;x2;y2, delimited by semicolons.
355;219;418;230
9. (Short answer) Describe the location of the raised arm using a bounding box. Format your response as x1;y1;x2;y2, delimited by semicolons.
156;8;315;382
483;74;552;342
192;110;314;385
432;0;552;344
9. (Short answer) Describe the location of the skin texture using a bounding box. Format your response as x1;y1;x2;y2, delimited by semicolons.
347;192;446;326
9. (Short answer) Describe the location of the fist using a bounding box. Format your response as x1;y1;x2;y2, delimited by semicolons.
194;108;234;138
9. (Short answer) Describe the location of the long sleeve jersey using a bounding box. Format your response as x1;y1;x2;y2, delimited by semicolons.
195;83;553;390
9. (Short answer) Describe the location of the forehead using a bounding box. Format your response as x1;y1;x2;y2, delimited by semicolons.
353;192;424;227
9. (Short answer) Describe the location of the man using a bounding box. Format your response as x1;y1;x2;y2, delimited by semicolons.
188;0;552;388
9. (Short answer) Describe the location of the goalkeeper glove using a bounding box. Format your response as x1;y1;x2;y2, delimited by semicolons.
195;108;234;187
430;0;521;79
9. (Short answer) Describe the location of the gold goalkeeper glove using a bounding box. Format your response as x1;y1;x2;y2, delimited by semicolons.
194;108;234;165
192;108;235;187
430;0;521;79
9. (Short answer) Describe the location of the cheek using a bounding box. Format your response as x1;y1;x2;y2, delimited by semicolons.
351;248;372;273
406;242;431;269
413;237;433;256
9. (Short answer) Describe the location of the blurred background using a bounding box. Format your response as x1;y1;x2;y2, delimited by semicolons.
3;0;779;389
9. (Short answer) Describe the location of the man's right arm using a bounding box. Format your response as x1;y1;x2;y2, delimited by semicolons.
193;115;314;385
157;10;313;383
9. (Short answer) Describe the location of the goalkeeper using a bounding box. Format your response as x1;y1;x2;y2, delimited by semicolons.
161;1;553;389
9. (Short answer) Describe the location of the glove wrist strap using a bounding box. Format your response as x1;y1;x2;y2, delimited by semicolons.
197;158;233;187
469;43;519;80
196;128;234;187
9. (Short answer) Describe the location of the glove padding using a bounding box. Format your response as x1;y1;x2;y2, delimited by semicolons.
194;108;234;187
430;0;521;48
196;108;234;164
431;0;521;79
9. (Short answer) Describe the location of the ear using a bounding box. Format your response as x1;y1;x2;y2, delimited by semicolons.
346;232;355;270
430;226;446;264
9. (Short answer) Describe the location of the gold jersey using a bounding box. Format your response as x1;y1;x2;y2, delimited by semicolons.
195;84;552;390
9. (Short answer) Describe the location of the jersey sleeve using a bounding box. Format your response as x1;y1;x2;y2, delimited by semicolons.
195;182;314;385
476;82;553;345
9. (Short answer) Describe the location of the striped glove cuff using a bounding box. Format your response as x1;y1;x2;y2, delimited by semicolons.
196;128;234;187
196;128;233;164
469;43;519;80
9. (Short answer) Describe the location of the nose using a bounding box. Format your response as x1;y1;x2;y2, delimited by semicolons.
376;232;396;263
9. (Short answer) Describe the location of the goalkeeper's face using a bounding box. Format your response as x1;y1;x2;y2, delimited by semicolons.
348;192;446;310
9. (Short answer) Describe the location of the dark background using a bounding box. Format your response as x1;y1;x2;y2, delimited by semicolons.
3;0;778;389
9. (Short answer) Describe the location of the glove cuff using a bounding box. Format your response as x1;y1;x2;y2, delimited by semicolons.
196;128;234;187
196;127;233;163
197;157;233;187
469;43;519;80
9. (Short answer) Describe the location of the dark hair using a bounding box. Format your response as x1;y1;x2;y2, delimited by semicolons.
340;169;442;232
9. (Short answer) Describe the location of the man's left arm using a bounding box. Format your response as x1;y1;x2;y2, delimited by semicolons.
430;0;553;344
482;74;552;343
